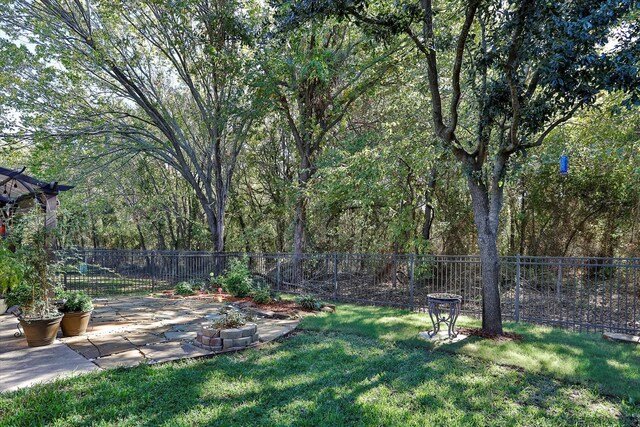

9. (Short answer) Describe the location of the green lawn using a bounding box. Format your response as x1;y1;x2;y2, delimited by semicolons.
301;304;640;401
0;303;638;426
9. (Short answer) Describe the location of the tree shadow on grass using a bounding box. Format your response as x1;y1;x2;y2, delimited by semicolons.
302;304;639;402
443;321;640;401
0;330;632;426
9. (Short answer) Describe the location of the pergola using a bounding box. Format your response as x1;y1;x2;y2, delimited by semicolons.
0;166;73;235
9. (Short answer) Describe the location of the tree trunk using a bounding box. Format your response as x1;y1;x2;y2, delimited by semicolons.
422;165;438;241
293;158;312;257
293;158;312;283
467;176;503;335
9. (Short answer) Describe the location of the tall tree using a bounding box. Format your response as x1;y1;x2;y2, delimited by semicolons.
283;0;640;334
260;16;404;257
1;0;259;251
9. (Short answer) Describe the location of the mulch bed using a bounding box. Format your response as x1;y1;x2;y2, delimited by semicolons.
457;327;522;342
223;296;316;313
159;290;314;312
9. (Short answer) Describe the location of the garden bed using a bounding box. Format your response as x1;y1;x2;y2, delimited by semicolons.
158;290;334;316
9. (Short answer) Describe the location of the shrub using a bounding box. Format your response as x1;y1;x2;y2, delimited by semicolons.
219;258;254;297
0;244;22;296
297;294;321;311
60;290;93;312
5;282;34;309
251;285;272;304
174;282;196;296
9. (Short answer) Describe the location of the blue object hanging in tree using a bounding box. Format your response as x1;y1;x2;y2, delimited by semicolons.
560;155;569;176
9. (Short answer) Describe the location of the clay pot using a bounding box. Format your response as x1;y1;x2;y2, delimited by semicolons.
60;311;92;337
19;314;63;347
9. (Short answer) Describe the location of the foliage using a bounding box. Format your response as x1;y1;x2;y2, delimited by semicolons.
251;285;273;305
0;0;261;251
219;258;254;297
1;0;640;265
0;243;23;296
4;282;34;309
285;0;640;334
297;294;321;310
174;282;196;296
3;207;62;319
59;290;93;313
211;307;248;329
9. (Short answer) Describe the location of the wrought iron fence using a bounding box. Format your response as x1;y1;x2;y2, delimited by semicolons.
56;249;640;334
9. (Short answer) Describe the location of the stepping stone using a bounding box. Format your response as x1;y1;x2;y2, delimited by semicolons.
89;335;138;357
93;350;147;369
603;332;640;344
254;319;298;343
251;308;276;318
141;342;211;363
85;321;135;335
66;337;101;359
123;331;165;346
164;331;197;341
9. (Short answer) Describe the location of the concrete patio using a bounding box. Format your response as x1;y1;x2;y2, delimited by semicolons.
0;296;299;393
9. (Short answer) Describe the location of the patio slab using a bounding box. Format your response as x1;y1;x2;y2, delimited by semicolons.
93;349;147;369
0;341;99;393
0;315;29;355
0;295;301;393
141;341;211;363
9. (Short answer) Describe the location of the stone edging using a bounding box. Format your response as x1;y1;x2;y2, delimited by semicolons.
193;323;259;352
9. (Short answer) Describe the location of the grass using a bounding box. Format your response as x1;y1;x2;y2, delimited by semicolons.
0;303;638;426
301;304;640;401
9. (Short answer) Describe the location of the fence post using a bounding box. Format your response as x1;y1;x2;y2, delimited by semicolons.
393;253;397;288
556;261;563;303
515;254;521;322
409;254;415;310
333;252;339;300
150;251;156;293
276;256;281;291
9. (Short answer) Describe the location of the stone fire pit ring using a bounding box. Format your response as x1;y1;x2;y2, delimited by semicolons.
194;323;259;352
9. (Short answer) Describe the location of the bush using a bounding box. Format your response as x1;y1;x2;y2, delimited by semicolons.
219;258;254;297
297;294;321;311
0;245;22;296
5;282;34;309
174;282;196;296
251;285;272;304
60;290;93;312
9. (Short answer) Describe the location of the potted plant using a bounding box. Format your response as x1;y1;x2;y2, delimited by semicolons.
6;208;64;347
59;290;93;336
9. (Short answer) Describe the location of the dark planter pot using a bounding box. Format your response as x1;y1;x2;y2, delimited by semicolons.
60;311;92;337
19;315;63;347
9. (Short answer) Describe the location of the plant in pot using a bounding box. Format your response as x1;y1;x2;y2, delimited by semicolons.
59;290;93;336
5;208;64;347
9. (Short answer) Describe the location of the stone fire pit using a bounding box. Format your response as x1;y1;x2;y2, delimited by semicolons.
194;323;259;352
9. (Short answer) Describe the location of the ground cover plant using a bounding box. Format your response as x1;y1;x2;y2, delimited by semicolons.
0;303;637;426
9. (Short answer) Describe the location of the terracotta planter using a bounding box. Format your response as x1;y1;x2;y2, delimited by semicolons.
60;311;92;337
19;314;63;347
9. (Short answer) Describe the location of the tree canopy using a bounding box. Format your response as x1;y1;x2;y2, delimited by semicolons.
1;0;639;334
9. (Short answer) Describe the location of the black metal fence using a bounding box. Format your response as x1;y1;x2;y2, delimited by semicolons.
56;249;640;334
